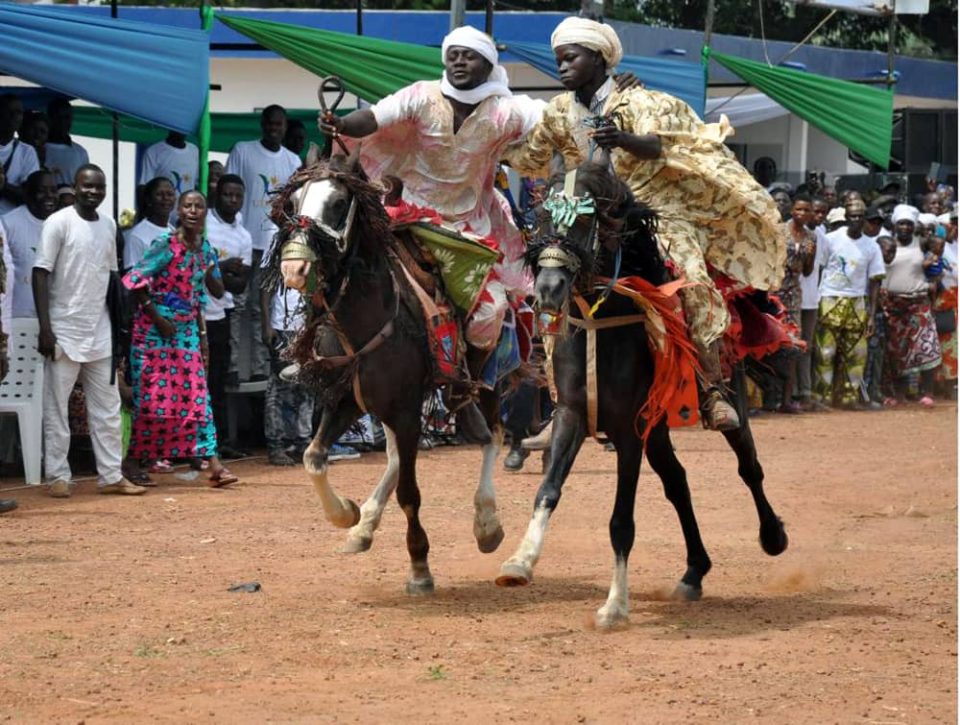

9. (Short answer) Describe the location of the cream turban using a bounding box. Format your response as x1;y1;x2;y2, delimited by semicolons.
891;204;920;225
550;17;624;70
917;212;938;227
826;207;847;225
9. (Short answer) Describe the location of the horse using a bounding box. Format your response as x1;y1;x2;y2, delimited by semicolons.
266;149;507;594
494;163;788;628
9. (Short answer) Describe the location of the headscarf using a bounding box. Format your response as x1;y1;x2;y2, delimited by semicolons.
826;207;847;225
550;17;624;72
891;204;919;225
917;212;938;228
440;25;512;106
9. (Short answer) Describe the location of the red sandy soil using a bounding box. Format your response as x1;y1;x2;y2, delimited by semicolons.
1;403;956;723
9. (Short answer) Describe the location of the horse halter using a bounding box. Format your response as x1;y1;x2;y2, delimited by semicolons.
535;169;599;278
290;177;359;256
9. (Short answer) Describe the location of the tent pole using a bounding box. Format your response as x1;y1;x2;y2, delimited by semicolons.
485;0;493;35
111;0;119;221
701;0;715;113
450;0;465;31
198;1;213;197
886;2;897;90
356;0;363;36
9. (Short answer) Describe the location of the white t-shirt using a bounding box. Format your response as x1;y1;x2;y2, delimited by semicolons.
34;206;117;363
1;233;12;338
0;205;45;318
883;238;928;296
800;225;828;310
225;140;300;252
942;240;958;290
204;209;253;321
43;141;90;187
123;219;171;271
139;140;200;195
270;287;305;333
818;229;886;299
0;139;41;215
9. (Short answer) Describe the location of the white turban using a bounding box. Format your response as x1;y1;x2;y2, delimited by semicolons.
440;25;511;105
550;17;624;71
891;204;920;225
917;212;938;227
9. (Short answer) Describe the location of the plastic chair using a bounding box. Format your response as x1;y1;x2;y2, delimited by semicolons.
0;318;44;485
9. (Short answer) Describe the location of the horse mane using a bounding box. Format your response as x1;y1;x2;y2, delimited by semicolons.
261;155;393;296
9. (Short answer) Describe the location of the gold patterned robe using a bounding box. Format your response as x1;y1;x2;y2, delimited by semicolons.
507;86;786;346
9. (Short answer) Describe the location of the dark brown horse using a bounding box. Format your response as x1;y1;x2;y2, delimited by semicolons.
264;151;506;594
495;163;788;628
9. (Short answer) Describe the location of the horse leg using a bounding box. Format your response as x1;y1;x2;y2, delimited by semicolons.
394;422;433;595
496;404;586;586
724;366;789;556
595;436;641;629
473;387;505;554
303;403;362;528
342;424;400;554
643;422;713;601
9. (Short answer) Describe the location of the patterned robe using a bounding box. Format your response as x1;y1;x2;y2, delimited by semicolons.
123;233;220;460
507;87;786;347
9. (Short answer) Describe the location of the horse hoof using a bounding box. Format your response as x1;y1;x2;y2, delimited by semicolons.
671;582;703;602
326;499;362;529
495;561;532;587
341;535;372;554
595;607;629;630
405;577;435;596
476;525;505;554
760;519;789;556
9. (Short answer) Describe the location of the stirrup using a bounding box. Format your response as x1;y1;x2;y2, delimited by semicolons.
701;388;740;431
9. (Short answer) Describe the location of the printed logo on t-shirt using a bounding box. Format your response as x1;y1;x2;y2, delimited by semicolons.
257;173;281;196
170;171;194;193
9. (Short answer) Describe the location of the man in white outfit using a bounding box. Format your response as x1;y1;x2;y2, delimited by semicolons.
33;164;146;498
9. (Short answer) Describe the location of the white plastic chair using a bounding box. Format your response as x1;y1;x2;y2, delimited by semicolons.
0;318;44;485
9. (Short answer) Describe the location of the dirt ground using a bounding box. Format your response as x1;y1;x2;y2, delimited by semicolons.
1;403;956;724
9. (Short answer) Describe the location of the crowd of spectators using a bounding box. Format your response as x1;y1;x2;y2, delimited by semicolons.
0;90;956;513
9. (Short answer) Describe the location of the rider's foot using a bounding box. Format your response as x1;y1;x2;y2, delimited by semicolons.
702;388;740;431
520;420;553;451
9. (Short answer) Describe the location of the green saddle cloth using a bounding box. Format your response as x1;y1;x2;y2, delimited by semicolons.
402;222;499;315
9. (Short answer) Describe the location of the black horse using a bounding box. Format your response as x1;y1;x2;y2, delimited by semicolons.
495;163;788;628
266;150;507;594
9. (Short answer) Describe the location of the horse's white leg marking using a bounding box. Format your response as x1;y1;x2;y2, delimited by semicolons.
596;556;630;629
343;426;399;553
305;436;360;529
474;428;505;553
308;462;361;528
496;503;551;585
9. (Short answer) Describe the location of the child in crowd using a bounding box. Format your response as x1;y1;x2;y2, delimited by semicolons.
261;286;317;466
864;235;897;407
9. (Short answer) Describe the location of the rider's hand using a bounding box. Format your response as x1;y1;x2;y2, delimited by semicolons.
612;72;643;92
318;110;343;136
590;125;624;150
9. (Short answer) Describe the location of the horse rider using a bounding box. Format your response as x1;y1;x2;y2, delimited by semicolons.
507;17;786;432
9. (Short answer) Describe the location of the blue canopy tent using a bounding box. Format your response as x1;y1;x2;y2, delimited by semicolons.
504;41;706;117
0;3;209;135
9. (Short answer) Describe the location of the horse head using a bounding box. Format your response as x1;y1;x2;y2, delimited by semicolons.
525;162;657;314
271;145;384;295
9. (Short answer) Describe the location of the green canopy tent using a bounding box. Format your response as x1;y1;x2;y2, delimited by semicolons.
216;13;444;104
707;49;894;169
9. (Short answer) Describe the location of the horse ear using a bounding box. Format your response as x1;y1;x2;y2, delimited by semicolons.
304;142;322;168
